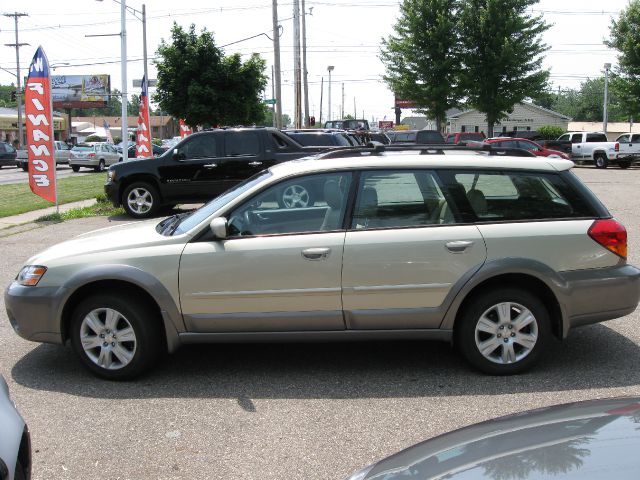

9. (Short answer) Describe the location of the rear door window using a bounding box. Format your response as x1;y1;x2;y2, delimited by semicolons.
225;132;260;156
586;133;608;142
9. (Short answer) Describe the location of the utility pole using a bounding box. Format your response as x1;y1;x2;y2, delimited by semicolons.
603;62;611;134
327;66;334;122
4;12;29;147
120;0;128;159
301;0;309;127
142;4;148;89
293;0;302;128
272;0;283;128
271;65;276;127
319;76;324;126
341;83;344;119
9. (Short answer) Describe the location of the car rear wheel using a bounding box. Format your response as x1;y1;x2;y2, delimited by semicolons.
594;154;608;169
122;182;160;218
455;288;550;375
70;293;162;380
71;165;80;172
95;159;106;172
21;164;28;172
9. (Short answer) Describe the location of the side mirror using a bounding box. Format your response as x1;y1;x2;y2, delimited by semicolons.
210;217;228;239
173;148;185;161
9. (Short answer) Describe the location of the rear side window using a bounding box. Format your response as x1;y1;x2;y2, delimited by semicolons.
351;170;452;229
225;132;260;156
415;130;444;144
440;170;596;221
586;133;608;142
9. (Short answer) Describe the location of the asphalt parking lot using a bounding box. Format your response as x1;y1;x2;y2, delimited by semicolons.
1;165;639;480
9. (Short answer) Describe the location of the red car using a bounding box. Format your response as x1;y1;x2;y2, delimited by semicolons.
485;137;571;159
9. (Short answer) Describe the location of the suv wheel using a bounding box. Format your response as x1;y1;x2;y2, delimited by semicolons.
95;159;106;172
278;183;314;208
594;154;608;169
70;293;162;380
122;182;160;218
456;288;550;375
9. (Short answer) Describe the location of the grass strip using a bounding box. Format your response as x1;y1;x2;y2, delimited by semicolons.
36;196;124;222
0;173;106;218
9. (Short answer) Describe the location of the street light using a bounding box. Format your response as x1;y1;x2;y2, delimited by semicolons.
603;62;611;134
327;65;334;122
95;0;148;160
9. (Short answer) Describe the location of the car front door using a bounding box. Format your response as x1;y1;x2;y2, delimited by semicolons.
179;171;353;333
341;169;487;330
159;133;225;202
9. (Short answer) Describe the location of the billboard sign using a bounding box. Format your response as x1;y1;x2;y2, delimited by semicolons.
51;74;111;108
395;97;417;109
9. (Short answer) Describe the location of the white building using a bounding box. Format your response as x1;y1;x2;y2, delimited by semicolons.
447;102;570;135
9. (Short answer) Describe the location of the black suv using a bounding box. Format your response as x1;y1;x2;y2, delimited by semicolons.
105;127;329;218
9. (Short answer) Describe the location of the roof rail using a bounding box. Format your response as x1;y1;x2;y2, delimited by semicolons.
316;144;537;160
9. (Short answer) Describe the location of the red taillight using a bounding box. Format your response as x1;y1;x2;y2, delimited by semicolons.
588;219;627;258
615;142;620;152
88;153;95;158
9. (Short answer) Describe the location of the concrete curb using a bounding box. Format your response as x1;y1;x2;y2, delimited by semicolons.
0;198;98;231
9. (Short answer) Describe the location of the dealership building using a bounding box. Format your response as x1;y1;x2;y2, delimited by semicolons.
0;107;68;146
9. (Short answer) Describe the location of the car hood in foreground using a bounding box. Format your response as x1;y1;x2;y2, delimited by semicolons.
26;218;187;266
351;397;640;479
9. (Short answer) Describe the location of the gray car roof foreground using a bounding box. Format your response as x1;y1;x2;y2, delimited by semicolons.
358;396;640;479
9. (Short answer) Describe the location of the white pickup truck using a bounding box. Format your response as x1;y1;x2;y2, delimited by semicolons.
16;141;72;171
556;131;622;169
615;133;640;168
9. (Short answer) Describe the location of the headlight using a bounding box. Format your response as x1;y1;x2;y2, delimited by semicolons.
107;170;116;181
16;265;47;286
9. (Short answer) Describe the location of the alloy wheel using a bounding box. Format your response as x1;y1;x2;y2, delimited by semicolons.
79;307;137;370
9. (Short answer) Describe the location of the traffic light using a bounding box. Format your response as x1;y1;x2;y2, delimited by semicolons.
10;90;16;102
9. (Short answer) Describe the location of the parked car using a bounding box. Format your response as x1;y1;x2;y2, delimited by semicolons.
323;119;370;130
7;147;639;379
445;132;486;144
126;143;166;158
283;129;354;147
15;141;73;171
0;141;17;168
69;143;122;172
368;132;391;145
345;396;640;479
415;129;445;144
387;130;417;144
485;137;571;159
0;375;31;480
105;127;333;219
615;133;640;167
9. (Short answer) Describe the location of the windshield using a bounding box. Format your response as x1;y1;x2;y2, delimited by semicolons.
171;171;272;235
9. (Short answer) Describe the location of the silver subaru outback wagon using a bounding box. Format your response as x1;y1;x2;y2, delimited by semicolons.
5;149;640;379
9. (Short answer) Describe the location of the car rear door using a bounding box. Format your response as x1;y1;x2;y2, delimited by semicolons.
341;169;487;330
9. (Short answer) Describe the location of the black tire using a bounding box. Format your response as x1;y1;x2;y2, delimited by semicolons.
455;288;550;375
276;182;315;208
122;181;161;218
95;159;106;172
619;160;631;169
21;164;28;172
71;165;80;172
594;154;608;169
70;293;163;380
13;458;26;480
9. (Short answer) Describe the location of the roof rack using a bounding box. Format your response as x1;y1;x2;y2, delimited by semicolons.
316;143;537;160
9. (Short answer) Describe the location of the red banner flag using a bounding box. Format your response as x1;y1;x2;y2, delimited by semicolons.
25;46;57;204
179;119;192;138
135;75;153;158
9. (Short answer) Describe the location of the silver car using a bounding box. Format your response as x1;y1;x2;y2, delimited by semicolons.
69;143;121;172
0;375;31;480
5;149;640;379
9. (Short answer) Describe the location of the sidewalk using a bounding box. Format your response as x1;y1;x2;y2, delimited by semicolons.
0;198;98;231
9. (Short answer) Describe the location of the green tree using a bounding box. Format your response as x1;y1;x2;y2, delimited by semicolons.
606;1;640;121
0;84;17;108
154;23;268;127
75;89;123;117
380;0;461;131
459;0;550;136
128;93;141;116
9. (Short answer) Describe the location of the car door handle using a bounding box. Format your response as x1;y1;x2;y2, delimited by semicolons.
301;247;331;260
445;240;474;253
248;161;263;167
204;163;218;169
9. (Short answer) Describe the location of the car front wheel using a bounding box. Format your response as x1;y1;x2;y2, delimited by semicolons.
71;165;80;172
122;182;160;218
70;293;162;380
456;288;550;375
594;154;608;169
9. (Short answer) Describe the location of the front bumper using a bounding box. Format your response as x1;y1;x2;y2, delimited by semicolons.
4;282;66;345
104;179;120;207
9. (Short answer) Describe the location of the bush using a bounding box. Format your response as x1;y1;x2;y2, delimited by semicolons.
84;135;102;142
152;137;162;146
113;136;122;144
537;125;565;140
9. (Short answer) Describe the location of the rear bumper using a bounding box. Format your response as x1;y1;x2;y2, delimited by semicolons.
562;264;640;336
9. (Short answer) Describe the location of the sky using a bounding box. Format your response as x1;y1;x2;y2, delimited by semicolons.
0;0;632;126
